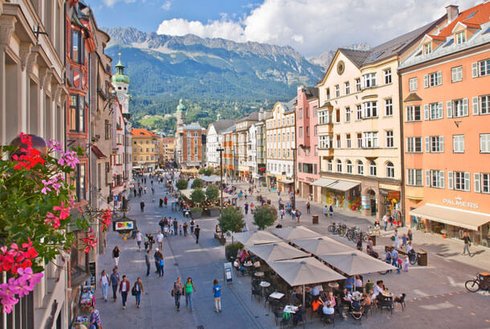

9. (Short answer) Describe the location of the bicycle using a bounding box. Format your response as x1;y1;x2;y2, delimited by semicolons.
465;273;490;292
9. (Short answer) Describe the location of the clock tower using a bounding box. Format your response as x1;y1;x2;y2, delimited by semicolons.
112;52;130;114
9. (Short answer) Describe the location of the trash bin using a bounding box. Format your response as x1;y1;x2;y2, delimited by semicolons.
417;249;428;266
312;215;319;224
368;235;376;246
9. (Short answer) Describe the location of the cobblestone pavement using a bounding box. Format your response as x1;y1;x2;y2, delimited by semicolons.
96;176;490;329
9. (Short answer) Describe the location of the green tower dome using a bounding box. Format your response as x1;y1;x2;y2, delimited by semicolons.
112;53;130;84
176;99;186;112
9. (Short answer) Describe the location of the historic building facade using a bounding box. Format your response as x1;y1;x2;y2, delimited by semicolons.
400;3;490;246
131;128;158;172
158;136;175;167
235;112;258;181
206;119;234;168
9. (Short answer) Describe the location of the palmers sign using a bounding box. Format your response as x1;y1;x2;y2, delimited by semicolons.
442;197;479;209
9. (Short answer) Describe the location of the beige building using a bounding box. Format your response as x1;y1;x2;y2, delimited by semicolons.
266;99;296;192
158;136;175;166
236;112;258;181
316;20;442;219
132;128;158;172
0;1;69;328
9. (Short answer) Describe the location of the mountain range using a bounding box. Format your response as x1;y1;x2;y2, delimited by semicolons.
105;27;326;131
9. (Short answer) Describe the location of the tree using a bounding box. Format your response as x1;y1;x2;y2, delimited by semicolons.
191;178;203;189
176;179;188;190
253;205;277;230
190;188;206;205
206;185;219;204
199;167;214;176
219;206;245;234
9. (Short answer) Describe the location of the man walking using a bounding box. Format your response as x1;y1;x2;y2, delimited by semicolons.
110;268;120;301
306;201;311;214
172;277;183;311
194;225;201;244
140;201;145;212
156;231;164;250
119;275;131;310
135;230;143;251
145;250;151;277
462;231;472;256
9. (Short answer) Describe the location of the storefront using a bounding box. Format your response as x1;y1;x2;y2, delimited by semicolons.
410;203;490;247
314;178;361;211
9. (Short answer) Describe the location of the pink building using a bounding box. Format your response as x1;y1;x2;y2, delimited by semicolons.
295;86;321;202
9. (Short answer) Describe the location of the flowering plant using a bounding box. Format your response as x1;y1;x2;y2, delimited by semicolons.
0;133;94;313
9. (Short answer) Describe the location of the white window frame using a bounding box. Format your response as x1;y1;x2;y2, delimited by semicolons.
363;132;378;148
425;136;445;153
409;78;418;91
451;66;463;82
357;161;364;175
335;84;340;98
385;98;393;116
386;162;395;178
425;170;445;188
356;105;362;120
346;160;353;174
480;134;490;153
407;169;423;186
345;107;351;122
369;161;377;176
336;159;342;172
424;71;442;88
452;134;464;153
384;68;392;84
406;105;421;122
472;59;490;78
447;98;468;118
345;81;350;95
450;171;470;191
363;73;376;88
407;137;422;153
455;31;466;45
425;102;443;120
355;78;361;92
386;130;394;148
363;101;378;118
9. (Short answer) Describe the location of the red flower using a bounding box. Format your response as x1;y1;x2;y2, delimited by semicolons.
12;133;45;170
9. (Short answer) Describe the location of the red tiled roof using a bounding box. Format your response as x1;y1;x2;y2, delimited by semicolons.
438;2;490;37
91;145;107;159
131;128;157;137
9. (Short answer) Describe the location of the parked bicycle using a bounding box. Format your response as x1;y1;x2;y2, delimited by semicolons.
465;272;490;292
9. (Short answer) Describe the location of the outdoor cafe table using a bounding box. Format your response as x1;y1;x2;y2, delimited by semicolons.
269;292;285;300
283;305;299;314
254;271;265;278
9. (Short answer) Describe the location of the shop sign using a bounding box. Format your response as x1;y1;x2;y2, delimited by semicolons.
114;220;135;231
442;197;479;209
387;191;400;201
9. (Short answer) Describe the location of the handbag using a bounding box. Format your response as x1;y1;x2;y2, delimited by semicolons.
131;286;137;296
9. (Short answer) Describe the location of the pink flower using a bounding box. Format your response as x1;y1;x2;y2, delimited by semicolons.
58;150;79;169
53;202;70;221
47;140;62;153
44;212;60;229
41;174;64;195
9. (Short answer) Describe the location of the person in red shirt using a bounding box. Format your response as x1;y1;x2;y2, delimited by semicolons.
119;275;131;309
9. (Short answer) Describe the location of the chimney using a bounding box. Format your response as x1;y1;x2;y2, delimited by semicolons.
446;5;459;23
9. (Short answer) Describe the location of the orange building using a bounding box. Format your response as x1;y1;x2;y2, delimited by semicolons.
399;3;490;246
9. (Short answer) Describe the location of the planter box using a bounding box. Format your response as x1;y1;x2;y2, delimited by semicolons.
209;208;220;217
191;209;202;219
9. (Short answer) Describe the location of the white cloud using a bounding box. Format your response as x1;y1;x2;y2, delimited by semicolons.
102;0;137;7
156;0;480;56
161;0;172;11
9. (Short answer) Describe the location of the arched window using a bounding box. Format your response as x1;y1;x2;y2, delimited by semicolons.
369;160;377;176
346;160;353;174
336;159;342;172
386;161;394;178
327;160;333;172
357;160;364;175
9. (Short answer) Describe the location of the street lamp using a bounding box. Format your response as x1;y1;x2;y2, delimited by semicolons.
217;146;225;215
291;146;297;210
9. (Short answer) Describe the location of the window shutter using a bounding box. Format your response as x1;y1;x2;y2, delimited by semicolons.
424;104;429;120
462;98;468;116
464;172;470;191
440;136;444;152
425;137;430;153
472;62;478;78
438;102;443;118
472;96;479;115
448;171;454;189
437;71;442;85
446;101;453;118
424;75;429;88
440;171;445;188
425;170;431;187
474;173;481;193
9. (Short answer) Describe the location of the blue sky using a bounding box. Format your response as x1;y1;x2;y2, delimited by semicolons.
87;0;480;56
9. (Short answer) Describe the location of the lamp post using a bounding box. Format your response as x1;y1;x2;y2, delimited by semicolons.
217;146;225;215
291;146;297;210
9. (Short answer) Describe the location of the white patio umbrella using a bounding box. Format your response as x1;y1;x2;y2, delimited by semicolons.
271;225;322;241
292;236;350;255
233;231;282;246
248;242;309;262
318;250;396;276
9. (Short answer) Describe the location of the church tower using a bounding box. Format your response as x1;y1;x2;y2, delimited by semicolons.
112;52;130;114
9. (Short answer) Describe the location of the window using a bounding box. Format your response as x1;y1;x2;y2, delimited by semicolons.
357;133;362;148
335;109;340;123
406;105;421;122
298;127;303;138
344;81;350;95
423;42;432;55
336;159;342;172
335;134;341;148
363;73;376;88
356;105;362;120
319;135;332;149
452;135;465;153
318;110;330;124
480;134;490;153
449;171;470;191
424;102;443;120
385;98;393;116
386;162;394;178
386;130;394;148
455;31;466;45
384;69;392;84
75;163;86;201
363;101;378;118
407;169;423;186
407;137;422;153
409;78;418;91
71;29;84;64
451;66;463;82
425;136;445;153
355;78;361;91
314;125;317;136
426;170;445;188
327;160;333;172
474;95;490;115
363;132;378;148
424;72;442;87
346;134;351;148
357;160;364;175
476;173;490;193
447;98;468;118
345;107;351;122
326;88;331;100
105;120;111;140
69;95;85;132
473;59;490;77
335;84;340;98
346;160;352;174
369;161;377;176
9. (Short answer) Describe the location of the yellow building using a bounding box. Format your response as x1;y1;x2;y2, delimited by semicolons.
131;128;158;172
158;136;176;166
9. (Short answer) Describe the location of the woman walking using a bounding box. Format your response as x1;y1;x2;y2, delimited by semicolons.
119;275;131;310
172;277;183;311
112;246;120;267
184;277;196;311
212;279;222;312
99;270;110;302
132;277;144;308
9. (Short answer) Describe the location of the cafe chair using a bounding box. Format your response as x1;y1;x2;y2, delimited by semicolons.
273;307;284;326
394;293;406;311
251;286;262;301
323;313;335;327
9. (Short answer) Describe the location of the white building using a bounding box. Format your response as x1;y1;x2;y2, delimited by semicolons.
206;119;235;168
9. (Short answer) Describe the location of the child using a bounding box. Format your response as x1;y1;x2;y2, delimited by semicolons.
397;257;403;273
402;256;409;272
179;224;183;236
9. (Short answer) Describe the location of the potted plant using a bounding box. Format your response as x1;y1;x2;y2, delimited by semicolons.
190;188;205;218
191;178;204;189
176;178;188;190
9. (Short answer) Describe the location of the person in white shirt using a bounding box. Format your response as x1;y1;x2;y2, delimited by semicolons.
156;232;164;250
373;280;384;298
99;270;110;302
135;230;143;251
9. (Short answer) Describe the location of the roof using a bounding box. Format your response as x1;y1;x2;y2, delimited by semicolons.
305;87;319;99
210;119;235;133
438;2;490;38
183;122;204;131
131;128;157;137
237;111;259;123
283;97;297;113
339;48;371;68
222;125;236;134
91;145;107;159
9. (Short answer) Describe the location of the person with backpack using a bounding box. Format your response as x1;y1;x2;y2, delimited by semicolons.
184;277;196;311
132;277;144;308
99;270;110;302
212;279;222;313
110;267;120;301
172;277;183;311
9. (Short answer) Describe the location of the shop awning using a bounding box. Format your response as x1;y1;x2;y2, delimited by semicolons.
409;203;490;231
281;179;294;184
327;180;360;192
312;178;336;187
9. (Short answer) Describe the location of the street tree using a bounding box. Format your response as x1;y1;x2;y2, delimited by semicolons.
191;178;204;189
219;206;245;234
253;205;277;230
190;188;206;205
176;179;188;190
206;185;219;204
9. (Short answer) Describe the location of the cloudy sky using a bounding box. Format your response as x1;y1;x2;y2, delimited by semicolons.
87;0;480;56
